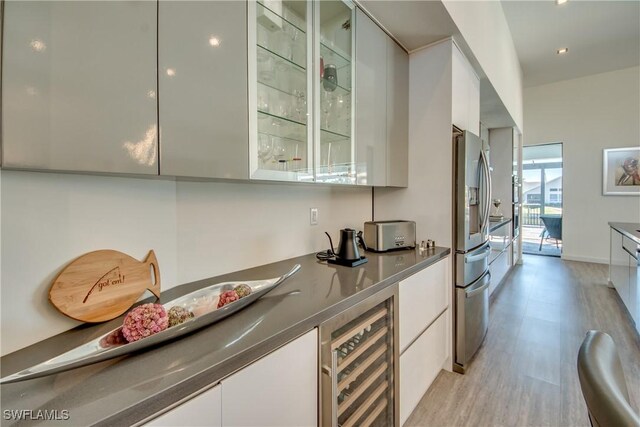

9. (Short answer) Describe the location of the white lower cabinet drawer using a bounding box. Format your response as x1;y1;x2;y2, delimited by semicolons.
146;384;222;426
489;248;511;296
399;258;449;352
221;329;318;427
146;329;317;427
400;311;448;426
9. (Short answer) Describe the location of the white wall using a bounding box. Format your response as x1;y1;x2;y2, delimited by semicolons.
374;40;453;247
0;171;371;355
1;171;178;355
175;181;371;284
442;0;524;131
524;66;640;263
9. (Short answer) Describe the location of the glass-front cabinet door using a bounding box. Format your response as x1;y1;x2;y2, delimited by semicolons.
249;0;355;183
315;0;356;184
249;1;313;182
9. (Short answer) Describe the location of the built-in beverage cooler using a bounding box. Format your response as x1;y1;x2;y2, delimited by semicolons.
320;286;399;427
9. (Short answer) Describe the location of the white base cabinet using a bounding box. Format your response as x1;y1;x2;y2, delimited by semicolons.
399;258;449;352
399;311;448;426
610;228;640;333
146;385;222;427
146;329;317;427
221;329;317;427
397;257;451;425
489;248;511;296
145;254;456;427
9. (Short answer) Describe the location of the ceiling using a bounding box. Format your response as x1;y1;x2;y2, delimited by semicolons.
359;0;640;128
359;1;517;128
501;0;640;88
358;1;458;51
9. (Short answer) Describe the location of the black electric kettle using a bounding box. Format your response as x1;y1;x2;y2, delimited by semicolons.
324;229;368;267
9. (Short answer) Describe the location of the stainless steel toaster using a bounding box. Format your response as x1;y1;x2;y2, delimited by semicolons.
363;220;416;252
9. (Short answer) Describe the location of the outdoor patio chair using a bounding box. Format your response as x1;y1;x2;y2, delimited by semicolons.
539;215;562;250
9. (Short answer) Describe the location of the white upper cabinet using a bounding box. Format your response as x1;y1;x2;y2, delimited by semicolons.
354;9;409;187
1;0;408;186
386;35;409;188
355;8;387;186
2;1;158;174
248;0;314;182
248;0;358;184
452;45;480;135
159;1;248;179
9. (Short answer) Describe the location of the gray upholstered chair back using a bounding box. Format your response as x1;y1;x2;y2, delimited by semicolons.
577;330;640;427
540;215;562;240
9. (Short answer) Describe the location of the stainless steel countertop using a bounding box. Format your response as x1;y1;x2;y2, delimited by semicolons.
0;247;450;426
609;222;640;245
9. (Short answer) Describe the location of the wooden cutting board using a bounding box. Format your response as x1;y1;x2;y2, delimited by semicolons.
49;250;161;323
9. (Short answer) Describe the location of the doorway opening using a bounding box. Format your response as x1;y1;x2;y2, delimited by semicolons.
521;143;563;257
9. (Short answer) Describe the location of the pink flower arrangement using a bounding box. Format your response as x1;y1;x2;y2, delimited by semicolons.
122;303;169;343
217;290;239;308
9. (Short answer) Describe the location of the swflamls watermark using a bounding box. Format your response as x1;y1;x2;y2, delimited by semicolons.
3;409;70;421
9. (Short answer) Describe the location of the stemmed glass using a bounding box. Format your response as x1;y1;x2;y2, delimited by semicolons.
257;134;274;167
258;133;273;166
257;50;274;83
288;26;300;63
294;90;306;122
323;91;335;130
272;138;287;170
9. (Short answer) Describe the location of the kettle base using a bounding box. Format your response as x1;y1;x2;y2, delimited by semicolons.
327;257;368;267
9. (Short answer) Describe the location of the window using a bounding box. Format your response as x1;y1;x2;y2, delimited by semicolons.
527;193;541;204
549;188;562;203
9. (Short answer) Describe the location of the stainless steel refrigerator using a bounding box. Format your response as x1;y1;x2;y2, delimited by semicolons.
453;128;492;374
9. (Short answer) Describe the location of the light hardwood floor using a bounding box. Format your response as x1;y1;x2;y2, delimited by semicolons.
406;254;640;427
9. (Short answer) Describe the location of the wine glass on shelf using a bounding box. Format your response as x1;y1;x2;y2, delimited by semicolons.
257;86;270;113
257;50;274;83
257;134;274;167
323;91;335;130
287;25;300;63
272;138;288;171
277;30;293;63
326;142;333;174
334;93;347;134
293;90;306;122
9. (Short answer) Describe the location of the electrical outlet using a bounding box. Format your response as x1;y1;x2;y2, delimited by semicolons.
310;208;318;225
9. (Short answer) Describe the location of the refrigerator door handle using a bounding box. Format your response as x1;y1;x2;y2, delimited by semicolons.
480;148;492;233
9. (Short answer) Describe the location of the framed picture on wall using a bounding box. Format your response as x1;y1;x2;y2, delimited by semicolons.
603;147;640;196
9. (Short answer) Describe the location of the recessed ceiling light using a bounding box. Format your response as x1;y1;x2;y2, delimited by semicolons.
557;47;569;55
166;68;176;77
556;0;568;5
209;36;221;47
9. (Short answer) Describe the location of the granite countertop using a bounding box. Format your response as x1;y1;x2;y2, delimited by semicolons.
609;222;640;245
0;247;449;426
